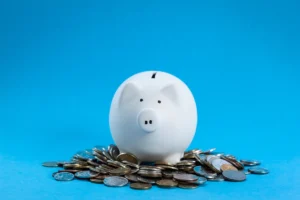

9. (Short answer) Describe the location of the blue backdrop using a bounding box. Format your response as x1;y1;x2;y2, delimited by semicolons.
0;0;299;199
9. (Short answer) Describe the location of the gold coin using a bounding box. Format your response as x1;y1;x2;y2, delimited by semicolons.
130;183;152;190
221;164;238;171
90;178;103;183
178;183;199;189
117;153;139;164
156;179;178;188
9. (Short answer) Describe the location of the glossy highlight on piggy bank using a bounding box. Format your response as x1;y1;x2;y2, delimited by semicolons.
109;71;197;164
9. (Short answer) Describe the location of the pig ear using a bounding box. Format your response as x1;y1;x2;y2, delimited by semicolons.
119;82;141;106
161;84;178;104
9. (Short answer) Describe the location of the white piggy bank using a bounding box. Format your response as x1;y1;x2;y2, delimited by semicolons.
109;71;197;164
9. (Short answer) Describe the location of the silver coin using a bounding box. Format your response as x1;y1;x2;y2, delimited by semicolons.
75;151;94;160
173;173;199;182
192;176;207;184
137;176;157;184
207;174;224;182
211;158;231;171
108;144;120;160
202;148;216;154
244;171;251;175
84;149;94;155
75;171;98;179
240;159;261;166
222;170;246;182
248;167;269;174
104;176;128;187
93;145;107;152
54;172;75;181
42;162;59;167
193;166;206;177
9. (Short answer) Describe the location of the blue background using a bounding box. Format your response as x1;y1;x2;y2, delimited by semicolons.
0;0;299;199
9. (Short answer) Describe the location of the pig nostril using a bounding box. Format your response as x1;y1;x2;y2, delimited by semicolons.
145;121;148;125
149;120;152;124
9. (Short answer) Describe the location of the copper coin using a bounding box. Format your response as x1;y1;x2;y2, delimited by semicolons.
173;174;199;182
130;183;152;190
221;164;238;171
125;174;139;182
156;179;178;188
178;183;199;189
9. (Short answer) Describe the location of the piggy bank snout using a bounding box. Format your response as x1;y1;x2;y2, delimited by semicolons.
137;109;159;133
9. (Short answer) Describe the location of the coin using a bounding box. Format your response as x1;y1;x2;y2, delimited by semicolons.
75;151;94;161
156;165;178;171
130;183;152;190
75;171;98;179
207;175;224;182
244;171;251;175
173;174;199;182
42;162;59;167
240;160;261;166
221;164;238;172
129;168;139;174
191;176;207;184
162;170;174;178
212;158;231;171
138;170;162;178
58;169;81;173
104;176;128;187
108;144;120;160
155;161;175;165
139;166;162;171
222;170;246;182
156;179;178;188
125;174;139;182
193;166;207;177
248;167;269;174
109;167;131;176
137;176;157;184
183;152;196;159
117;153;139;164
57;161;69;167
84;149;94;155
54;172;75;181
107;160;127;168
221;155;244;170
176;160;196;166
178;183;199;189
90;178;103;183
122;160;140;169
44;145;269;189
93;145;106;152
202;148;216;154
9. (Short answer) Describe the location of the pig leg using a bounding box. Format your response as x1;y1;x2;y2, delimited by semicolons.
161;152;183;165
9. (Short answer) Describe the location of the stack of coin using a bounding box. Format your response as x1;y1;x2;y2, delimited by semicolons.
43;145;269;189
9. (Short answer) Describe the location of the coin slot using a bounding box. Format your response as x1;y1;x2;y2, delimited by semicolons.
151;72;157;79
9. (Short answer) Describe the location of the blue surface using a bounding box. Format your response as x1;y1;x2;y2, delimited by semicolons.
0;0;299;199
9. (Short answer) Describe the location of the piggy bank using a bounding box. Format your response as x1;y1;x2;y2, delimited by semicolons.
109;71;197;164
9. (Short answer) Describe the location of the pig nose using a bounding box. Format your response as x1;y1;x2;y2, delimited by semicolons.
137;109;159;133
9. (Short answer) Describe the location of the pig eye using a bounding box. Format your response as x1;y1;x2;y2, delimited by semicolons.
140;98;143;102
158;100;161;104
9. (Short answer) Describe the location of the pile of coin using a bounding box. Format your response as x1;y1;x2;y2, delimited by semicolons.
43;145;269;190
